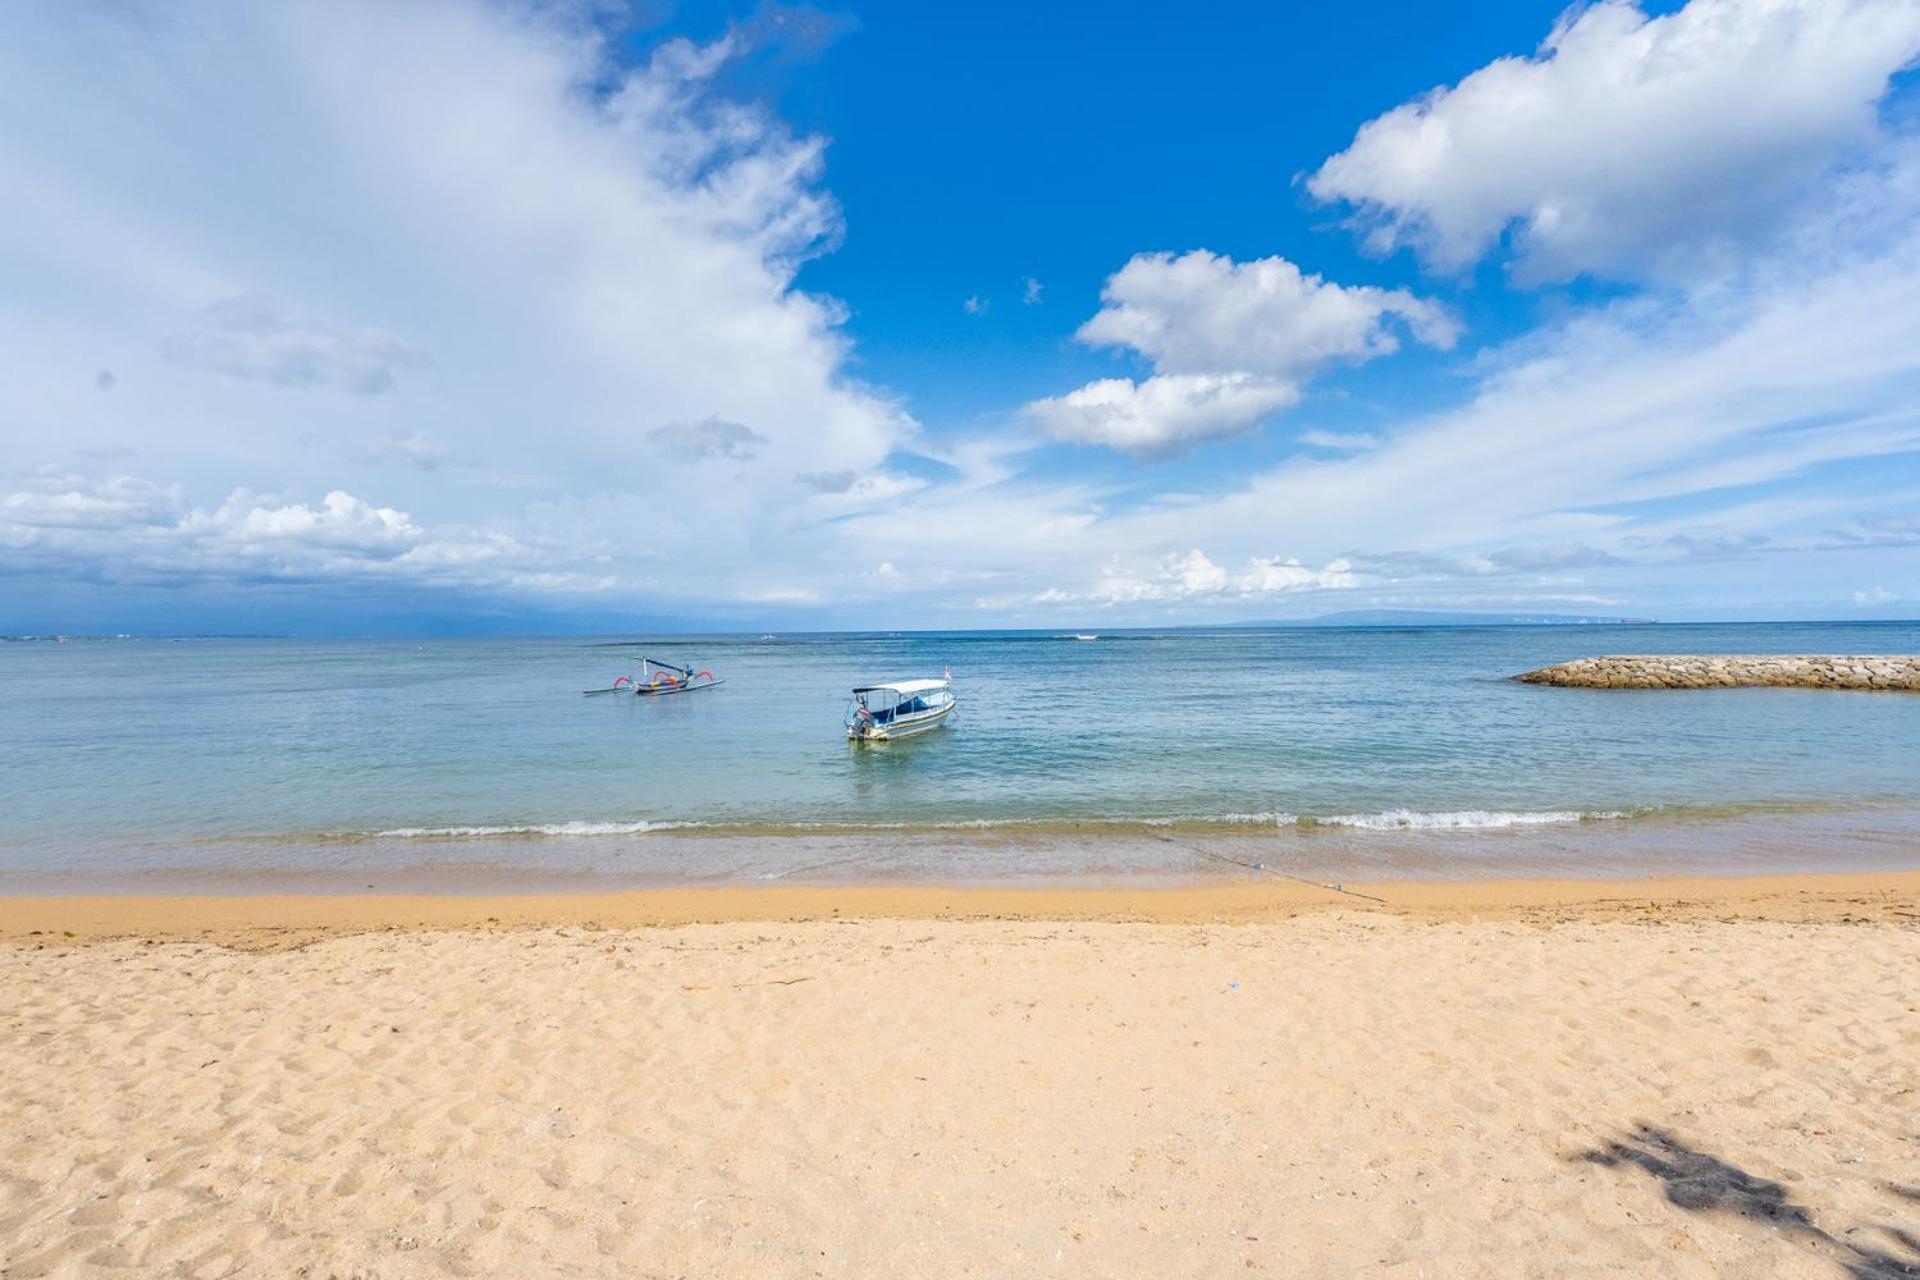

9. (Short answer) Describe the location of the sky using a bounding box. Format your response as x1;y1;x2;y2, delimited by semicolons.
2;0;1919;633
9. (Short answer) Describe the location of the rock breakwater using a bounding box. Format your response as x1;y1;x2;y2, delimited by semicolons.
1513;655;1920;690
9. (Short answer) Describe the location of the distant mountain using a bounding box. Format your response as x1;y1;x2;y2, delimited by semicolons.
1254;609;1656;628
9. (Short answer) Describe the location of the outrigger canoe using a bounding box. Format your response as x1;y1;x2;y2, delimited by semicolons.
583;656;723;697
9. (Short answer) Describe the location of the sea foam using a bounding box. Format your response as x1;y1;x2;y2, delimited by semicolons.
372;820;699;838
358;810;1628;838
1309;809;1626;830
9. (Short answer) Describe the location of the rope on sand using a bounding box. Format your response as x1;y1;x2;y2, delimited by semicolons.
1155;832;1389;905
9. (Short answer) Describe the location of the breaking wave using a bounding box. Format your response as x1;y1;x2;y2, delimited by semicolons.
1306;809;1626;830
368;820;702;838
334;809;1636;840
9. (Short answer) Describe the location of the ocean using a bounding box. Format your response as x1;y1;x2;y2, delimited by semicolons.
3;622;1917;890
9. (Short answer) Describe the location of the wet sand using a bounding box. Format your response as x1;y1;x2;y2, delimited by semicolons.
3;871;1918;1277
4;868;1919;947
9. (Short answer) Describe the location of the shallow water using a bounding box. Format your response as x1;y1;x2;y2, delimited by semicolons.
2;623;1916;888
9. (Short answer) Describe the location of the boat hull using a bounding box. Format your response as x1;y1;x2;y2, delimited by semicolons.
847;699;955;741
632;679;724;697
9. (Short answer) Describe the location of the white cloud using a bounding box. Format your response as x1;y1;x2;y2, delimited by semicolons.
1240;555;1357;593
796;469;928;516
0;0;910;611
1026;373;1300;456
3;473;185;530
1020;549;1358;608
1297;429;1380;451
1077;250;1458;375
162;292;430;393
645;418;768;462
0;473;603;591
1853;585;1896;603
1309;0;1920;280
4;0;1919;626
1164;548;1230;593
1028;251;1453;455
1078;156;1920;597
963;294;988;315
873;141;1920;624
802;40;1917;619
907;433;1036;490
1022;276;1043;305
184;489;417;554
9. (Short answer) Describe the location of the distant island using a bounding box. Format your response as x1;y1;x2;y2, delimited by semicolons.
1246;609;1657;628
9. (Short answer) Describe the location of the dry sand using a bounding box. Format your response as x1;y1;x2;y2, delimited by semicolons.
3;874;1918;1278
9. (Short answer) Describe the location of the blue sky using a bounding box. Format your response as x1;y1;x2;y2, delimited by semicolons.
2;0;1918;632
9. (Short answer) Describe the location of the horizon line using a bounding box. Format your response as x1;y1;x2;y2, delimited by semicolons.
8;617;1919;642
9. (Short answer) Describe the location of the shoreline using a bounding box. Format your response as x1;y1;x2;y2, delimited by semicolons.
6;866;1919;945
9;804;1920;899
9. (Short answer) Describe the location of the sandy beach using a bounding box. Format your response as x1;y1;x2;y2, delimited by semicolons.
3;873;1918;1278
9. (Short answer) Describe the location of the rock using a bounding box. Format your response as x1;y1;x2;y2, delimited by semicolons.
1512;655;1920;691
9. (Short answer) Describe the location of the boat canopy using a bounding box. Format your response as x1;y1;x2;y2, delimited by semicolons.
853;678;948;696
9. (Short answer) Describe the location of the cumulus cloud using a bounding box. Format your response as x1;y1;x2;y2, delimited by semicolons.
1309;0;1920;280
1026;373;1300;456
5;475;409;576
1239;555;1358;593
183;489;418;555
0;472;611;593
1023;549;1357;607
1028;251;1453;455
163;292;431;393
3;473;185;530
1078;250;1458;376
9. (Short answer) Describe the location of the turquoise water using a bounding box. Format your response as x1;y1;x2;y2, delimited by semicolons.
2;623;1917;888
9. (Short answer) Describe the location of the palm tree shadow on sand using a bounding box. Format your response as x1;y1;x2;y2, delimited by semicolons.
1574;1125;1920;1279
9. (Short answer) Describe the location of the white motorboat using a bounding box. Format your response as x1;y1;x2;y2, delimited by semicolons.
845;676;956;741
